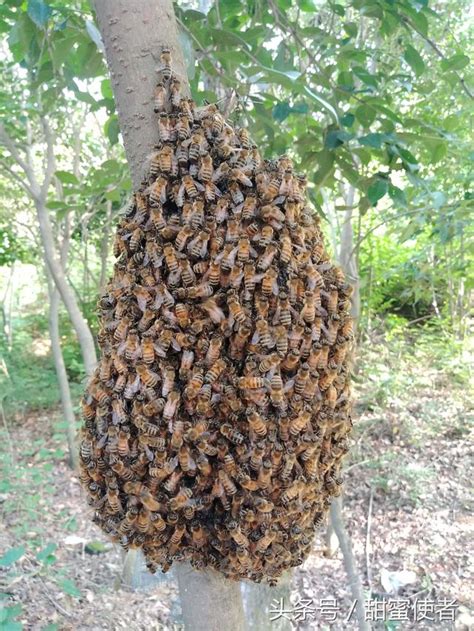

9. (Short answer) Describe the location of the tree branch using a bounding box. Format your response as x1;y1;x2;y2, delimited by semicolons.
0;123;41;199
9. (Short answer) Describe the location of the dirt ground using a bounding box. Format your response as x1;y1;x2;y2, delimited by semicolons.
0;349;472;630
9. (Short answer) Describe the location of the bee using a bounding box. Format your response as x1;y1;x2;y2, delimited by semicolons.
269;372;287;412
218;469;237;496
300;290;317;323
163;243;179;273
240;194;257;220
205;358;226;384
281;348;301;372
238;375;266;390
136;364;159;388
220;424;244;444
168;523;186;556
198;154;213;182
182;174;199;199
107;483;122;514
289;409;311;437
180;259;196;287
228;521;249;547
260;204;285;224
154;82;167;112
174;224;194;253
117;429;130;457
294;363;311;395
227;291;247;325
279;229;292;264
258;460;273;489
148;176;168;205
251;318;273;350
229;324;251;359
160;47;172;80
112;315;131;343
261;267;278;297
257;244;277;272
201;297;226;324
151;145;174;175
191;522;207;548
163;390;181;423
169;486;193;511
341;317;354;340
258;353;280;374
249;443;265;471
173;112;190;141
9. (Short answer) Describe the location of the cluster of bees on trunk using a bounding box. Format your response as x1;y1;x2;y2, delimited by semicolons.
79;50;353;584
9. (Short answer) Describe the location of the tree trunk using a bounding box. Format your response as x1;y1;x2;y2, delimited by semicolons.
93;2;246;628
46;273;79;470
94;0;189;190
176;563;245;631
329;499;370;631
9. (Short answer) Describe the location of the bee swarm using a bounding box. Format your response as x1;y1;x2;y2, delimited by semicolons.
79;54;353;584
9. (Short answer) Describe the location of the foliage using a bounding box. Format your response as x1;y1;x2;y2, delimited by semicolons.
0;314;83;416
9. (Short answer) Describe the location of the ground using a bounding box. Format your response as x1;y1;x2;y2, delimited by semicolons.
0;332;472;630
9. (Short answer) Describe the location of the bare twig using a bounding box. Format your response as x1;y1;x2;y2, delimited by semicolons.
38;577;73;619
366;487;374;596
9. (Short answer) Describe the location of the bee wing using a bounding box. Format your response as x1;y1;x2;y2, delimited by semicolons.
239;174;253;187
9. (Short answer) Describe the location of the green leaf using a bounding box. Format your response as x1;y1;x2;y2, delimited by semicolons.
104;115;120;145
440;53;470;72
367;178;388;205
343;22;358;38
84;541;109;555
388;184;407;207
298;0;316;11
0;546;25;567
100;79;113;100
341;112;355;127
272;102;292;122
404;45;425;76
58;578;81;598
355;104;376;127
325;129;352;149
36;542;57;564
210;28;250;50
353;66;378;88
55;171;78;185
359;133;384;149
27;0;52;28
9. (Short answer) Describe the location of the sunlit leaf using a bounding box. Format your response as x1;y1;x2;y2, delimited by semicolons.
440;53;470;72
367;178;388;205
27;0;52;28
404;45;425;76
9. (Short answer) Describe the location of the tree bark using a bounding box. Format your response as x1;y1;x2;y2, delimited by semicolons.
176;563;245;631
93;2;246;628
35;200;97;377
329;499;371;631
46;275;79;470
94;0;190;190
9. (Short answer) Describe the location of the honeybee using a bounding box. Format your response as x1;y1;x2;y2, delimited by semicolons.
160;47;172;80
238;376;266;390
220;424;244;444
205;358;226;384
136;364;159;388
154;82;167;112
163;390;181;423
227;292;247;324
289;409;311;437
260;204;285;224
261;267;278;297
107;483;122;514
229;324;251;359
201;297;226;324
198;154;213;182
